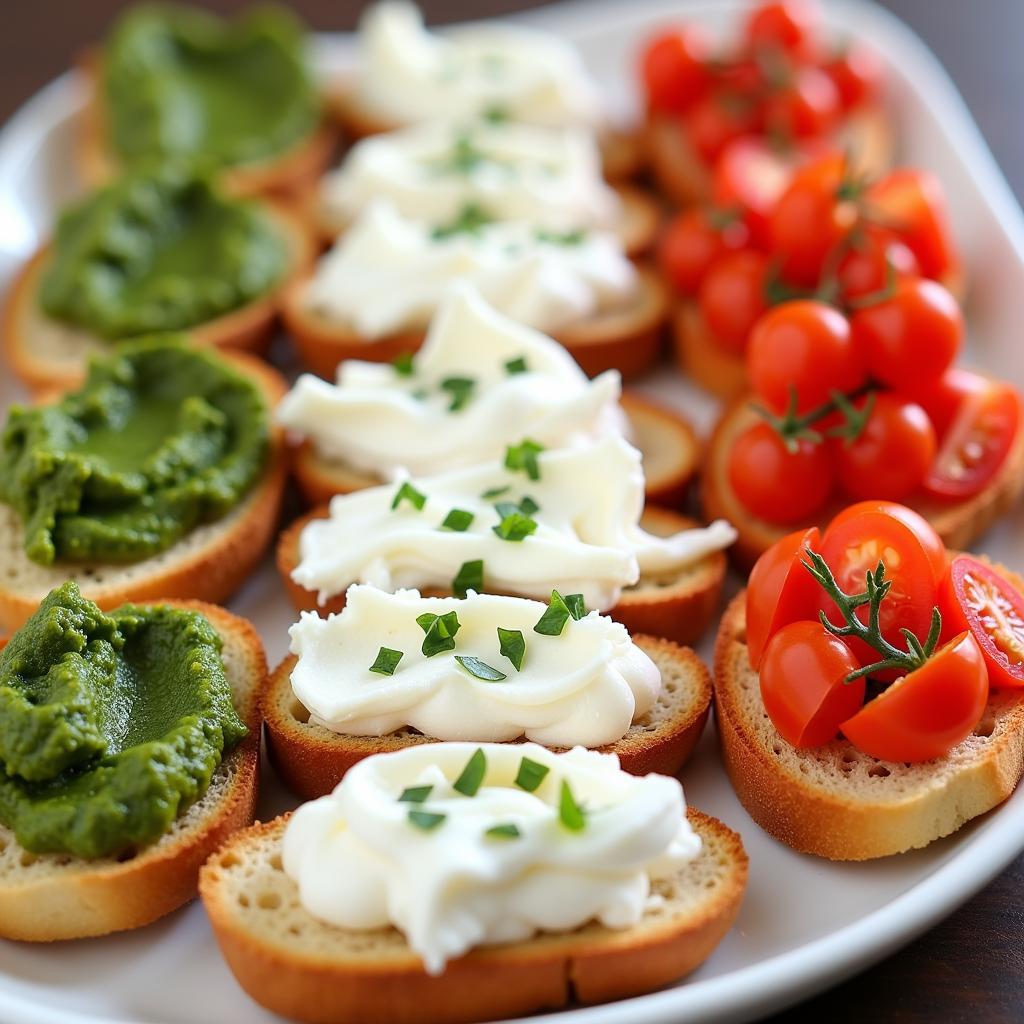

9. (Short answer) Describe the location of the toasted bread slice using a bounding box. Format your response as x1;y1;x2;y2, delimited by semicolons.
276;505;727;647
0;351;289;634
264;635;711;799
290;390;699;510
671;302;749;403
283;263;669;381
714;584;1024;860
200;807;746;1024
2;204;314;394
702;396;1024;571
0;601;266;941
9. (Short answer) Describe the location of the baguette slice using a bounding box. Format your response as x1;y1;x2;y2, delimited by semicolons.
199;807;747;1024
671;302;750;403
0;351;289;634
290;391;699;510
3;204;315;394
0;601;266;941
264;635;711;799
702;395;1024;571
276;505;727;648
714;584;1024;860
283;264;669;381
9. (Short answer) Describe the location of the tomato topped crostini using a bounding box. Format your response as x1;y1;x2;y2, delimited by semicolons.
639;0;892;206
715;501;1024;860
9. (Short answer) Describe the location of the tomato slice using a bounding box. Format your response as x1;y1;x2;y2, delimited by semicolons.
760;621;865;747
746;526;822;669
840;632;989;762
939;556;1024;688
923;379;1022;499
713;137;794;248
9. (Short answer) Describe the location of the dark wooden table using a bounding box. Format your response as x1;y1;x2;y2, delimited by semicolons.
1;2;1022;1021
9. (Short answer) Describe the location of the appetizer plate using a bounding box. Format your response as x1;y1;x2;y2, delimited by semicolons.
1;2;1023;1023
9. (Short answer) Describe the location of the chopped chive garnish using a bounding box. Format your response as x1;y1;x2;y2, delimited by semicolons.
391;481;426;511
453;748;487;796
497;627;525;671
440;376;476;412
518;495;539;516
452;559;484;599
441;508;474;532
514;756;549;793
504;439;544;481
504;356;528;375
408;809;446;831
392;352;415;376
398;785;433;803
534;227;586;246
455;655;507;682
533;590;573;636
431;203;493;240
369;647;403;675
558;780;586;831
481;485;510;499
411;388;429;401
565;594;587;621
492;511;537;542
416;610;461;657
485;823;521;839
483;103;509;124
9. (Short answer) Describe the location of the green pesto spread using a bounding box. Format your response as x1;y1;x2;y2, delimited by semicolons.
102;3;318;170
0;337;269;566
38;163;287;339
0;582;246;860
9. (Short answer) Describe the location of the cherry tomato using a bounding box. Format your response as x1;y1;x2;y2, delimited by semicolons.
850;278;963;389
745;0;821;61
826;501;947;585
728;422;835;524
760;621;865;747
836;224;919;302
762;66;841;140
770;153;860;287
923;378;1022;500
641;26;712;113
746;300;865;415
939;556;1024;688
866;169;959;281
840;632;988;762
902;366;988;439
684;91;760;163
825;43;884;110
712;137;792;250
834;394;936;501
746;526;823;669
657;208;749;296
698;249;770;354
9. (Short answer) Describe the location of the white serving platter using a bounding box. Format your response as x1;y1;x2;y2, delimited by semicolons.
1;2;1023;1023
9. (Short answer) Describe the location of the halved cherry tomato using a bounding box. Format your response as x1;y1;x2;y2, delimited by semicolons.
850;278;963;389
762;66;841;140
684;91;760;163
657;208;749;296
745;0;821;61
836;224;919;302
902;366;987;439
939;555;1024;688
826;501;947;584
922;378;1022;499
698;249;770;354
747;300;865;414
728;422;834;524
746;526;823;669
760;621;865;747
834;394;936;502
825;43;884;110
712;137;792;250
640;26;712;113
840;632;988;761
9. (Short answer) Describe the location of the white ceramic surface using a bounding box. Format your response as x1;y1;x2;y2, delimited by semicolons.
1;2;1023;1023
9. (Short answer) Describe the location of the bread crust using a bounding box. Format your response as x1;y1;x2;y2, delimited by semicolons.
276;505;727;647
713;585;1024;860
263;635;711;799
671;302;750;403
0;350;290;634
199;808;747;1024
702;394;1024;571
2;203;315;395
0;601;266;941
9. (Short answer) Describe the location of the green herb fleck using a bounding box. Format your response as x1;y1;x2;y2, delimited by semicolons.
391;481;427;511
485;822;521;839
398;785;433;804
392;352;415;377
534;227;586;246
369;647;403;675
559;780;586;831
440;376;476;412
505;439;545;481
431;203;493;240
483;104;509;124
441;508;475;532
514;756;549;793
455;655;507;682
452;559;484;599
504;356;528;375
408;809;446;831
492;510;537;542
481;485;510;499
533;590;584;636
416;610;462;657
453;747;487;796
497;627;525;671
565;594;587;621
518;495;539;516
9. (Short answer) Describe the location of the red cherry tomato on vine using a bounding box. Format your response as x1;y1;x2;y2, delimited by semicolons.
640;26;712;113
825;43;884;110
745;0;822;61
684;91;760;163
840;632;988;762
657;208;749;296
746;300;865;415
728;422;834;525
850;278;963;389
939;556;1024;688
712;137;792;249
746;526;823;669
836;225;919;302
762;66;841;140
760;621;865;747
698;249;770;354
834;394;936;502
